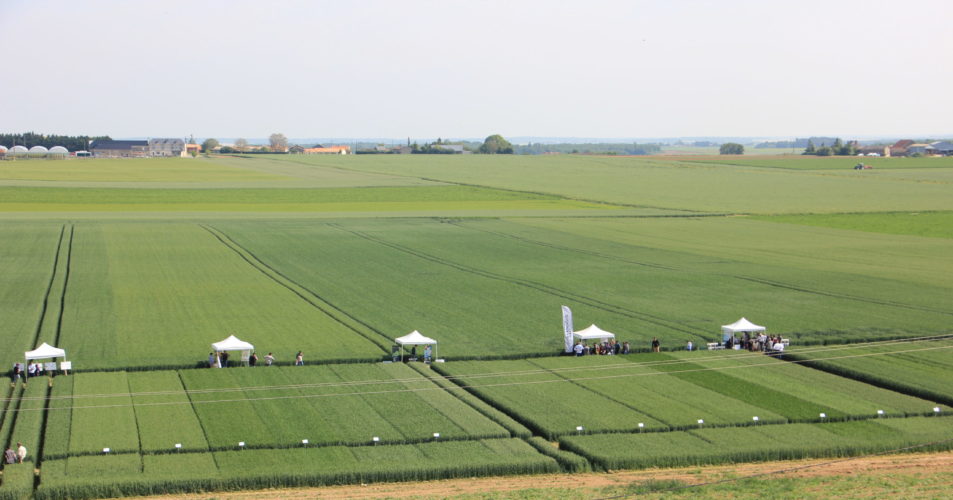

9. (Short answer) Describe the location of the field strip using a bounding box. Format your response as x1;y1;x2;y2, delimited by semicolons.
201;224;393;352
448;220;679;270
733;275;953;316
8;336;950;404
329;224;704;337
12;347;947;421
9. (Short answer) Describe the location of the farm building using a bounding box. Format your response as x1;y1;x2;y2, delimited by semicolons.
90;139;149;158
927;141;953;156
0;145;6;158
303;145;352;155
148;138;187;157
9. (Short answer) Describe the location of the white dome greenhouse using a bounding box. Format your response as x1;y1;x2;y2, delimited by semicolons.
49;146;69;157
8;145;29;155
29;145;49;156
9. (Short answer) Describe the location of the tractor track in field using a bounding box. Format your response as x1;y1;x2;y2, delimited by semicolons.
200;224;393;354
732;275;953;316
35;223;74;479
329;224;704;338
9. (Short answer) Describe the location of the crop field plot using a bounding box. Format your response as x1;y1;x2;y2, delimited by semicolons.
0;185;614;215
560;416;953;470
664;155;953;170
786;338;953;405
57;222;385;369
0;223;66;349
757;211;953;239
34;438;557;500
508;216;953;343
0;157;287;184
210;216;953;353
436;353;946;439
178;363;508;449
299;154;953;214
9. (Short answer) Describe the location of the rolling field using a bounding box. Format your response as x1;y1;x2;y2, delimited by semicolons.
1;153;952;498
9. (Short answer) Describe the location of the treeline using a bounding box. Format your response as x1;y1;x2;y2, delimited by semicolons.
516;142;661;155
0;132;111;151
803;138;855;156
756;137;839;149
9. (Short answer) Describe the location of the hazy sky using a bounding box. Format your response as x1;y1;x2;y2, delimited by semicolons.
2;0;951;140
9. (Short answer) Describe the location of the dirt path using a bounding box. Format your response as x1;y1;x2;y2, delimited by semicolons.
137;451;953;499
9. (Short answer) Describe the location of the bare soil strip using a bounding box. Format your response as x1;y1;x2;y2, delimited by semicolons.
136;451;953;499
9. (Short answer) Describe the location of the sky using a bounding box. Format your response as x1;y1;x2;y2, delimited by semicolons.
2;0;951;140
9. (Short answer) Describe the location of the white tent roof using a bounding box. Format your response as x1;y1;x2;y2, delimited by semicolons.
211;335;254;352
25;342;66;360
395;330;437;345
721;317;766;334
572;324;616;340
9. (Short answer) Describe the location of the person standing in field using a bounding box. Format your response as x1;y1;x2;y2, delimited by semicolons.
11;363;22;385
265;353;274;366
3;447;15;465
423;345;432;363
295;351;303;366
208;352;216;368
249;352;258;367
651;337;660;352
16;443;26;464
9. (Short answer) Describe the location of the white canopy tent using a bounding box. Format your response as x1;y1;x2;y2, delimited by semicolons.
25;343;66;362
25;343;68;374
572;324;617;341
211;335;254;366
721;317;766;342
395;330;438;361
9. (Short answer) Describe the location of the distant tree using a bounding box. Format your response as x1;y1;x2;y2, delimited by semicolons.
478;134;514;154
187;134;197;145
803;139;816;155
234;138;249;152
269;133;289;152
201;138;219;153
219;146;237;154
719;142;744;155
815;146;833;156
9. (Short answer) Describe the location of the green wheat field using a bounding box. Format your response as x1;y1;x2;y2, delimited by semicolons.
0;154;951;499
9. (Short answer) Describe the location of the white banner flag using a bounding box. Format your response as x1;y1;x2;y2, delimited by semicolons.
562;305;574;353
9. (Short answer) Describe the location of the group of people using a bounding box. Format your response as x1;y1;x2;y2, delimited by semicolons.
573;339;631;356
207;351;301;368
723;332;786;353
3;443;27;465
10;362;47;385
404;345;433;363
